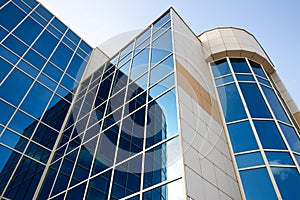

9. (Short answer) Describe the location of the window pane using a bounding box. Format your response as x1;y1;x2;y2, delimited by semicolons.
279;123;300;153
271;167;300;200
217;84;247;122
240;168;277;200
0;3;26;31
13;17;43;45
0;57;13;82
8;110;36;135
87;170;111;199
227;121;258;153
215;75;234;86
153;12;170;27
266;152;294;165
211;59;231;78
66;55;86;81
66;183;86;200
261;86;290;124
149;73;175;100
33;30;59;58
20;82;53;118
0;68;33;106
50;43;73;71
249;60;266;78
230;58;251;73
24;49;46;70
0;129;28;151
130;47;149;81
236;152;264;168
239;83;272;118
3;35;28;56
254;120;287;150
0;99;15;125
150;55;173;86
236;74;255;82
151;29;172;65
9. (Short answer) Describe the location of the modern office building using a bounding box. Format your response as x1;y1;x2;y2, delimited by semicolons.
0;0;300;199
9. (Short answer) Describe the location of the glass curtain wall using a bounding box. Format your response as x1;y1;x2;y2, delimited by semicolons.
38;11;184;200
211;57;300;200
0;0;92;199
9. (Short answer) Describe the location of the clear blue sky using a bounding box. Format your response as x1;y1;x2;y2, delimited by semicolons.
39;0;300;107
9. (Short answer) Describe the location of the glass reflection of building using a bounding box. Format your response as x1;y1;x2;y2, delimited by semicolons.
0;1;300;200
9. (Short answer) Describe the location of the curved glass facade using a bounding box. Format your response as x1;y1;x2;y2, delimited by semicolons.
211;57;300;199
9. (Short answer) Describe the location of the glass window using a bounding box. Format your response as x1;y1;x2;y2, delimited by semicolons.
66;29;80;45
62;37;76;51
0;68;33;106
217;84;247;122
17;60;39;78
236;152;264;168
153;20;171;40
0;3;26;31
294;154;300;166
50;43;73;71
151;29;172;65
150;55;173;86
239;83;272;118
0;45;19;65
146;89;178;147
79;40;92;55
271;167;300;200
227;121;258;153
120;42;133;59
240;168;277;200
230;58;251;73
47;25;63;39
25;142;50;163
8;110;36;135
254;120;287;150
51;17;67;34
24;49;46;70
143;178;184;200
110;155;142;199
130;47;149;81
92;125;118;175
211;59;231;78
61;75;77;91
0;58;12;81
136;28;151;47
257;77;271;86
0;26;8;41
66;55;87;81
0;99;15;125
87;170;112;199
261;86;290;124
144;137;182;188
266;152;294;165
20;82;53;118
215;75;234;86
33;123;59;149
149;73;175;100
0;129;28;151
35;5;53;21
13;17;43;45
43;62;63;83
30;12;47;27
38;73;57;91
249;60;266;78
66;183;86;200
153;12;170;28
3;35;28;56
33;30;59;58
236;74;255;82
279;123;300;153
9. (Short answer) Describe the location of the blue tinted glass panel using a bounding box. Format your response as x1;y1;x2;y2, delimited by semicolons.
217;84;247;122
50;43;73;71
0;58;12;82
136;28;150;47
236;152;264;168
130;47;149;81
35;5;53;21
0;99;15;125
149;73;175;99
66;29;80;45
66;183;86;200
254;120;286;150
261;86;290;124
0;45;19;64
0;26;8;41
47;25;62;39
151;29;172;65
211;59;231;78
33;30;58;58
153;21;171;40
240;168;277;200
43;62;63;82
295;154;300;165
13;17;43;45
20;82;53;118
38;74;57;91
227;121;258;153
87;170;111;199
271;167;300;200
30;12;47;26
0;68;33;106
17;60;39;78
24;49;46;70
0;129;27;151
257;77;271;86
150;55;173;86
62;37;76;51
22;0;38;8
66;55;86;80
230;58;251;73
51;17;67;34
279;123;300;153
0;3;26;31
153;12;170;27
239;83;272;118
236;74;255;81
61;75;77;91
8;110;35;135
266;152;294;165
79;40;92;55
249;60;266;78
3;35;28;56
215;75;234;86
